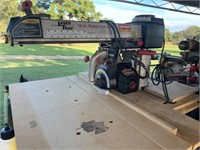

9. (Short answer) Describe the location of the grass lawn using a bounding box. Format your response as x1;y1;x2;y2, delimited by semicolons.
0;59;89;129
153;43;180;56
0;42;180;130
0;43;99;56
0;42;180;56
0;42;99;130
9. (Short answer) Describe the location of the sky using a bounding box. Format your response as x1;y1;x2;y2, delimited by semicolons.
92;0;200;32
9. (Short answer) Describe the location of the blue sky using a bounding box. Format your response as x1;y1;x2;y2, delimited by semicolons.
92;0;200;32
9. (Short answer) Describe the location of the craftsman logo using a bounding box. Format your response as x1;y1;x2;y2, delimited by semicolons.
58;21;71;26
118;24;131;32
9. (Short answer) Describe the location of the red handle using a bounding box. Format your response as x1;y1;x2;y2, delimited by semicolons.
137;50;157;56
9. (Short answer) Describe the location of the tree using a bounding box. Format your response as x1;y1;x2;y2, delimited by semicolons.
184;26;200;39
171;26;200;44
43;0;102;21
0;0;105;34
37;0;51;10
0;0;46;34
0;0;23;33
165;29;172;42
30;0;46;14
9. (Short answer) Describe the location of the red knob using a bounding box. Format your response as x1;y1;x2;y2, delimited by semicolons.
19;0;32;11
137;40;143;47
130;82;137;89
83;56;90;62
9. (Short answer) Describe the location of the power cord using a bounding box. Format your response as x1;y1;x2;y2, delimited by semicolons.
100;20;149;79
151;40;175;104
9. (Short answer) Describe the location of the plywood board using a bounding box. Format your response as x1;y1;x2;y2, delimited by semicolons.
145;80;198;102
172;94;199;113
9;76;193;150
109;92;178;135
110;90;200;150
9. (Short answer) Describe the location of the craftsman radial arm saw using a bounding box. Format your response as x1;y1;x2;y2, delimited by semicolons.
5;0;165;94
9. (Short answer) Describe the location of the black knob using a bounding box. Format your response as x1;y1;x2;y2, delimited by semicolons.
0;124;15;140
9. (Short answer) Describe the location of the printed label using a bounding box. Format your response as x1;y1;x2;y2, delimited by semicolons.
13;18;42;37
118;24;131;32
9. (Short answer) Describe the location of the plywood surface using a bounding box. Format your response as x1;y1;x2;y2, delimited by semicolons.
110;90;200;149
9;76;195;150
145;80;198;102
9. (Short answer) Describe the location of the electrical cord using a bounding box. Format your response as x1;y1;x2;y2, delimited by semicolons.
112;21;149;79
150;40;175;104
100;20;122;59
125;51;149;79
110;21;149;79
100;20;149;79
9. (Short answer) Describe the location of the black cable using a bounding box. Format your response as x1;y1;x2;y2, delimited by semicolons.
161;72;171;104
151;64;173;85
99;20;121;48
150;40;175;104
110;21;126;50
100;20;149;79
112;21;149;79
100;20;122;60
125;52;149;79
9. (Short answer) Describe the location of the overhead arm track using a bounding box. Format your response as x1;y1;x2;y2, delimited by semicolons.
110;0;200;15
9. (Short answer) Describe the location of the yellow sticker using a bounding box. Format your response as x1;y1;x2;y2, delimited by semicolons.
22;19;40;24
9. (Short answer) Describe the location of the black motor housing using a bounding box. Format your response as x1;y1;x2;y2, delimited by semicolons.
117;63;139;94
130;15;164;48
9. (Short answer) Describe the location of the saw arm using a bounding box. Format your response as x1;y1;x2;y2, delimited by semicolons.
9;16;142;47
6;12;142;47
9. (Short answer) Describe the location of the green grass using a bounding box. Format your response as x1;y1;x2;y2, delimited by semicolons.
0;42;98;130
153;43;180;56
0;42;180;131
0;42;180;56
0;43;98;56
0;60;88;91
0;59;89;129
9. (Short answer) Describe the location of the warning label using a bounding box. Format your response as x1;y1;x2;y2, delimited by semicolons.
118;24;131;32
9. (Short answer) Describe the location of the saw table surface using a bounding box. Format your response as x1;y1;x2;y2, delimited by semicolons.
9;75;199;150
